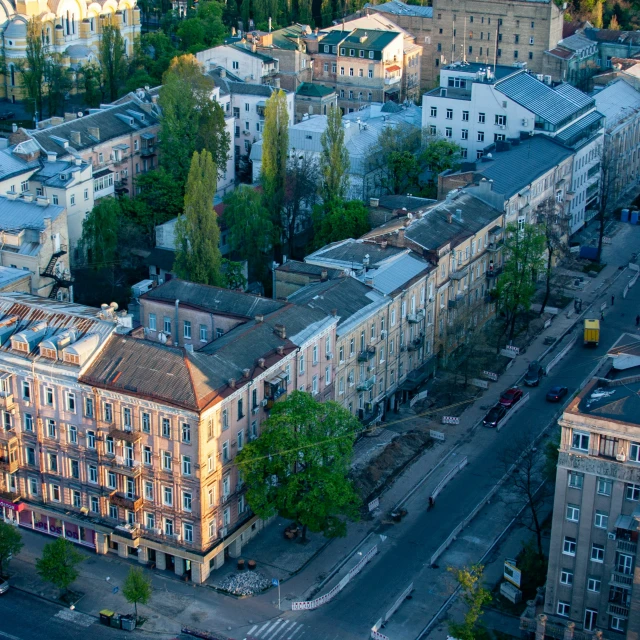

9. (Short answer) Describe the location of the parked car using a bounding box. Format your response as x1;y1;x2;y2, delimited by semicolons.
0;112;15;121
0;578;9;594
499;387;523;408
483;403;507;428
524;361;544;386
546;386;568;402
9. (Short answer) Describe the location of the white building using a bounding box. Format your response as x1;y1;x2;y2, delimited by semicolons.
423;62;604;233
197;43;279;86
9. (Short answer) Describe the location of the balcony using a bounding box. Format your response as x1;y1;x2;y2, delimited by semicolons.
610;570;634;586
448;293;465;309
357;346;376;362
109;491;143;511
109;456;142;477
108;426;141;443
357;376;375;392
607;602;629;618
384;75;401;85
617;539;637;554
0;456;18;474
0;392;15;411
406;310;424;324
112;523;142;541
449;266;469;281
140;145;156;157
486;266;503;278
486;240;503;252
112;154;128;166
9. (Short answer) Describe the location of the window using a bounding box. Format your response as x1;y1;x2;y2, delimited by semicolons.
183;523;193;543
587;577;600;592
143;446;152;465
369;51;374;59
182;422;191;443
200;325;207;342
446;108;453;120
162;451;172;471
430;106;437;118
584;609;597;632
630;441;640;462
560;570;573;586
70;194;75;206
107;471;116;489
183;321;191;339
563;536;576;556
68;424;77;444
141;412;150;433
47;419;56;439
566;504;580;522
557;601;570;617
182;491;192;512
323;62;328;72
478;113;485;124
597;477;611;495
477;131;485;142
84;188;89;201
26;447;36;466
594;510;608;529
164;518;174;536
529;37;534;45
72;490;81;508
461;129;468;140
591;544;604;562
529;51;533;60
163;486;173;506
52;194;59;205
312;376;318;395
84;397;94;418
106;436;114;455
182;455;191;476
20;180;28;192
299;354;305;374
616;553;633;574
109;504;118;519
45;387;54;405
90;495;99;513
21;381;30;401
340;66;344;75
495;114;506;126
611;616;625;632
626;483;640;501
222;440;229;463
104;402;113;422
445;127;452;138
162;418;171;438
462;111;469;121
87;430;96;449
51;484;61;502
572;431;589;451
514;50;519;59
163;317;171;334
144;481;153;501
122;407;132;430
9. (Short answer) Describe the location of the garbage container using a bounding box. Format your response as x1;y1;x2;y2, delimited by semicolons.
110;613;122;629
120;615;136;631
99;610;114;626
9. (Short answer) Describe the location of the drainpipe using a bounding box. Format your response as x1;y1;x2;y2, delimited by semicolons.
174;299;180;346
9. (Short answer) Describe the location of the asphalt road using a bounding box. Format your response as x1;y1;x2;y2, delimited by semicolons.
0;589;128;640
255;268;640;637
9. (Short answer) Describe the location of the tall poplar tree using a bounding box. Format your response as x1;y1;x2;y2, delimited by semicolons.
261;89;289;220
21;17;47;118
174;151;223;286
99;24;127;102
319;105;349;204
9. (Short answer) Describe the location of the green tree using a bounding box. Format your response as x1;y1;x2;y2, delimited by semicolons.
79;197;121;269
236;391;361;541
223;185;273;275
99;24;127;102
36;538;84;596
44;53;72;117
282;154;318;257
319;105;350;204
76;62;102;107
194;99;230;179
177;18;206;51
419;137;462;196
313;200;370;248
174;150;224;285
386;150;421;195
447;564;492;640
130;31;177;85
133;168;184;238
122;567;152;623
608;13;620;30
261;89;289;219
496;222;545;341
20;17;47;118
221;259;247;290
0;521;23;577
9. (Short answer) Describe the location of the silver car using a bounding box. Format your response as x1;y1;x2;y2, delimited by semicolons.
0;578;9;594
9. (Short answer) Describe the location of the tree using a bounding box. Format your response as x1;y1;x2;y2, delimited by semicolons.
133;168;184;240
236;391;361;541
79;197;121;269
447;564;492;640
36;538;84;596
122;567;152;623
174;150;224;286
100;24;127;102
608;13;620;30
44;53;72;117
76;62;102;108
20;17;47;118
419;136;462;197
130;32;177;85
159;55;229;186
223;185;273;278
595;138;617;264
261;89;289;220
313;200;370;249
496;222;545;341
281;153;318;258
0;522;23;577
319;105;350;204
537;197;569;315
221;259;247;290
386;150;421;195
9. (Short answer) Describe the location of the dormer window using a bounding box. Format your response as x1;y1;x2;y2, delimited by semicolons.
59;174;66;180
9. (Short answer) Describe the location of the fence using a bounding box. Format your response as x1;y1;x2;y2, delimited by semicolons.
291;545;378;610
410;390;428;407
431;457;468;501
482;370;498;381
544;335;577;375
441;416;460;425
370;582;414;640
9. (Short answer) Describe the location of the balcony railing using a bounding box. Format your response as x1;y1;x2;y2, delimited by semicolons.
140;145;156;157
617;539;637;554
0;456;18;474
357;346;376;362
109;491;143;511
486;240;503;252
607;602;630;617
486;266;503;278
110;456;142;477
356;376;375;392
0;392;15;411
384;75;401;85
610;570;634;586
108;426;141;443
449;267;469;281
406;310;424;324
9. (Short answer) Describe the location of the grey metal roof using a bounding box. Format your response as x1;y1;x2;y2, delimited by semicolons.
227;81;279;97
558;33;595;52
232;43;277;63
306;238;405;269
0;266;30;289
595;79;640;131
495;71;591;126
364;0;433;18
465;136;574;198
356;253;431;295
554;110;604;146
0;147;39;182
0;195;64;232
404;192;501;251
554;82;594;109
377;195;435;211
276;260;342;278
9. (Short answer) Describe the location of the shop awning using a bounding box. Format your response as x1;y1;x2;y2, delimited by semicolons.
398;357;436;391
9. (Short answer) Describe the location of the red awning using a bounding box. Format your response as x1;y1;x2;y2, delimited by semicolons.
386;64;401;72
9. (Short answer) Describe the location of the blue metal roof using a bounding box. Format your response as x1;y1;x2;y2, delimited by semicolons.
554;110;604;146
554;82;594;109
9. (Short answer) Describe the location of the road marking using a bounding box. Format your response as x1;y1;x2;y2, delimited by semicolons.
288;625;304;639
53;609;94;628
0;631;22;640
248;625;258;635
263;619;284;639
256;621;271;637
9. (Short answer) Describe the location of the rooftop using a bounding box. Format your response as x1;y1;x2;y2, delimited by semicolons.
557;32;596;53
0;266;32;289
0;145;39;182
296;82;336;97
340;28;401;51
355;252;432;295
305;238;406;270
495;71;594;126
0;195;65;233
232;42;277;63
583;27;640;47
440;61;519;82
594;79;640;131
364;0;433;18
276;260;343;278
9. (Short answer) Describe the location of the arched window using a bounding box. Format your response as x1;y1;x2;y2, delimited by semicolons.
66;10;70;35
122;9;127;24
10;64;15;86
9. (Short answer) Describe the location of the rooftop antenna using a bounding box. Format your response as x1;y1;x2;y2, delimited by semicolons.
451;17;456;62
493;20;499;73
463;16;466;63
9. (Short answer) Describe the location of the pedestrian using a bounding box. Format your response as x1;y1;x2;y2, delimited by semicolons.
612;295;615;306
636;314;640;327
428;496;435;510
601;311;605;321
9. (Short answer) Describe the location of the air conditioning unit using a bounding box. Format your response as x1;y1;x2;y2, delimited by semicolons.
152;527;162;535
261;399;268;407
219;527;228;538
326;352;333;360
521;118;529;127
499;124;506;130
380;330;387;339
608;531;617;540
243;130;250;135
616;453;626;462
252;406;259;415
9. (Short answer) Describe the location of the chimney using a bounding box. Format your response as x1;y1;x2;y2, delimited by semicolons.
455;208;463;222
243;368;251;378
36;196;49;207
276;345;284;355
255;314;264;323
365;275;374;286
47;152;57;163
11;123;17;133
320;269;328;281
258;357;266;368
70;131;81;145
64;112;77;122
88;126;100;141
331;308;338;317
185;344;194;353
447;212;453;223
228;378;236;388
274;323;286;339
381;240;388;249
174;299;180;346
219;68;226;78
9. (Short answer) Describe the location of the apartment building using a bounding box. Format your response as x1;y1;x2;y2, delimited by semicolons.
595;79;640;203
423;64;603;233
295;83;338;123
0;285;337;584
0;193;71;300
363;191;504;359
196;43;279;86
1;1;140;104
308;27;420;111
543;33;600;87
274;260;343;301
523;334;640;639
301;239;437;412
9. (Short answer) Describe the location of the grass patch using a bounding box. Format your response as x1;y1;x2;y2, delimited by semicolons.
583;262;606;274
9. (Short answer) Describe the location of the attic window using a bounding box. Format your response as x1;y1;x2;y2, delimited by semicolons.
13;341;28;353
40;347;57;359
63;352;80;365
60;174;66;180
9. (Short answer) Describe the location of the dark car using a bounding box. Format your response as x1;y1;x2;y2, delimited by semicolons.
0;578;9;595
546;386;568;402
0;112;15;121
483;403;507;428
524;360;544;387
499;387;523;408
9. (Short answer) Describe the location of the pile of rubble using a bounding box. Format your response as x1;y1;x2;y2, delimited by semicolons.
219;570;270;596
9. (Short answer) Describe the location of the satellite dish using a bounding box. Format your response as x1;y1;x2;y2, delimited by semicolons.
77;112;83;118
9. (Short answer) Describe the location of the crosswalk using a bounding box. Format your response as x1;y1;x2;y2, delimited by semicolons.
53;609;95;628
246;618;305;640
